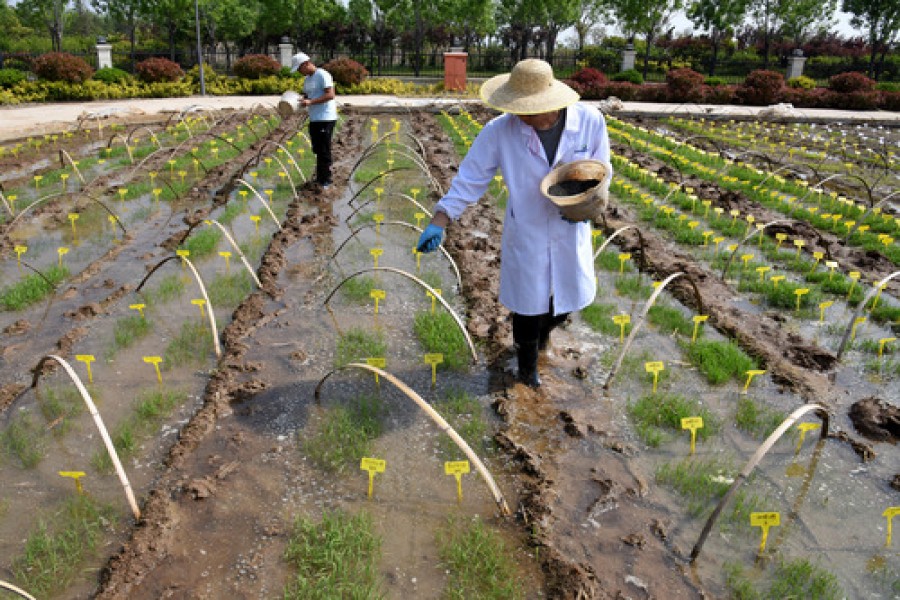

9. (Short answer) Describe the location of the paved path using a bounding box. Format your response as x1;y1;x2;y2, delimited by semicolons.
1;94;898;142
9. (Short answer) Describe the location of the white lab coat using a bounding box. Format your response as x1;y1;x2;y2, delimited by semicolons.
435;102;611;316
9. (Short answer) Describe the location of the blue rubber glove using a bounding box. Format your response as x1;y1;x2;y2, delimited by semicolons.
417;223;444;253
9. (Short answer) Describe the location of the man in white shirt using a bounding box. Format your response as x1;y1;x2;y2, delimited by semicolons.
417;59;612;388
291;52;338;188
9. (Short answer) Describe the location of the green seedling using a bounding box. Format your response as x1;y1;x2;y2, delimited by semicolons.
433;388;489;460
725;557;843;600
37;385;85;436
615;274;654;300
0;265;69;310
92;388;187;472
283;510;382;599
207;271;252;307
146;274;185;304
111;314;152;353
647;305;694;336
179;227;222;259
414;311;468;370
1;411;45;467
682;339;757;385
438;515;525;600
735;397;788;440
335;327;386;367
628;393;718;448
582;302;627;337
656;456;736;517
342;275;376;303
11;495;116;597
302;394;383;472
163;320;213;369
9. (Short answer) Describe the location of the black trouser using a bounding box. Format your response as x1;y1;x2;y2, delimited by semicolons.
511;298;569;350
308;120;336;185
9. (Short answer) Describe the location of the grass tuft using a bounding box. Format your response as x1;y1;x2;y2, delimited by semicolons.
207;271;253;307
647;305;694;336
179;227;222;259
735;397;788;439
627;393;718;447
0;265;69;310
1;411;44;467
342;275;376;303
656;457;735;516
145;273;185;304
682;339;757;385
303;394;383;472
725;557;843;600
582;302;629;337
413;311;469;369
438;515;524;600
11;495;116;597
283;510;382;599
164;320;214;369
335;327;386;367
433;388;489;459
111;314;152;352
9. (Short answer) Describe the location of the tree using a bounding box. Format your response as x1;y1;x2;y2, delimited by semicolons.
201;0;259;65
842;0;900;78
607;0;684;79
16;0;71;51
573;0;607;56
688;0;750;75
92;0;144;63
536;0;579;66
143;0;192;60
747;0;835;67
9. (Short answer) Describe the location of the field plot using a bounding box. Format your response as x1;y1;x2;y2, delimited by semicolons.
0;102;897;599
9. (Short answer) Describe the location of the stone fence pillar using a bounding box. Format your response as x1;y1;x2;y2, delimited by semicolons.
786;49;807;80
279;37;294;69
621;43;636;73
96;36;112;70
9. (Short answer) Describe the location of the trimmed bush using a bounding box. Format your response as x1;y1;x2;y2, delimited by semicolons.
666;68;705;102
876;82;900;92
737;69;784;105
705;76;726;87
880;90;900;111
323;57;368;86
704;84;738;104
93;67;131;85
233;54;280;80
828;71;875;93
135;57;184;83
0;68;26;88
31;52;93;83
787;75;816;89
611;69;643;85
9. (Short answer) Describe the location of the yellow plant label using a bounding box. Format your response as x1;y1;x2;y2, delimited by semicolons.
59;471;87;493
795;422;821;452
812;251;824;260
360;457;386;499
681;416;703;430
425;353;444;366
366;357;386;368
645;361;664;373
176;249;190;258
370;289;386;300
884;507;900;547
14;245;26;255
444;460;470;476
143;356;163;384
751;511;780;553
743;369;766;392
878;338;896;358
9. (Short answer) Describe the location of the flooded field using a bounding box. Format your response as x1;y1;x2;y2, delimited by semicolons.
0;102;897;599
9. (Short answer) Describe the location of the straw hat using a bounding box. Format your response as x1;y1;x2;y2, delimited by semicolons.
480;59;579;115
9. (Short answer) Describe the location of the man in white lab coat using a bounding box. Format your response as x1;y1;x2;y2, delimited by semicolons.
417;59;612;387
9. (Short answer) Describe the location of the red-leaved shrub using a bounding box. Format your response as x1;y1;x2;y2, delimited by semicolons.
135;57;184;83
31;52;93;83
737;69;785;105
880;91;900;111
666;68;705;102
568;67;608;87
828;71;875;93
322;57;368;86
233;54;280;79
703;84;738;104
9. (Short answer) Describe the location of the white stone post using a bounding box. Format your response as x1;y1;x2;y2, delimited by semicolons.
96;36;113;70
621;43;636;73
279;37;293;69
786;49;807;80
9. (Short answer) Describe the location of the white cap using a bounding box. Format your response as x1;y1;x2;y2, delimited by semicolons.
290;52;311;73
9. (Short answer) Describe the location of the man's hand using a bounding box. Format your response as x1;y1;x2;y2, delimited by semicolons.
417;223;444;253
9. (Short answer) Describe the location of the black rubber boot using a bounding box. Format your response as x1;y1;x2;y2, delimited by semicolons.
517;342;541;388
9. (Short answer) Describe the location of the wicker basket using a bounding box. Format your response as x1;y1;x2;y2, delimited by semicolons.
540;159;609;222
